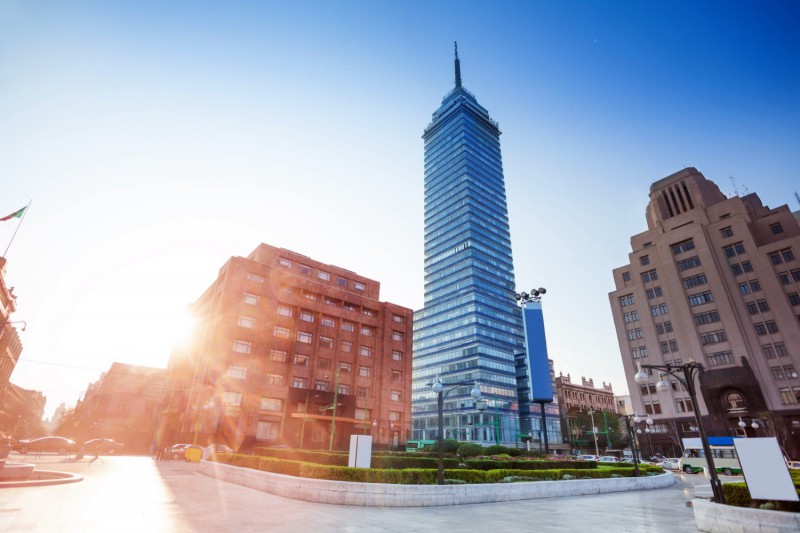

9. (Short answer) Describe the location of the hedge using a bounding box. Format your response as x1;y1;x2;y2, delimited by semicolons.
723;479;800;512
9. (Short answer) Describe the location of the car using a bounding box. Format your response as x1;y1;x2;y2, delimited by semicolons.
163;443;203;460
786;460;800;470
13;436;78;455
214;444;233;453
82;438;124;455
578;454;599;461
660;458;680;470
597;456;619;463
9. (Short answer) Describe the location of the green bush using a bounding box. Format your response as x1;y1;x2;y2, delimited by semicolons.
457;443;484;457
483;445;520;457
420;439;461;454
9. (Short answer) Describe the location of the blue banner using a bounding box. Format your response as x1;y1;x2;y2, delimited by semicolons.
522;302;553;402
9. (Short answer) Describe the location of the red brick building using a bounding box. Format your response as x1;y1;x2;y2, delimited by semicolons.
162;244;413;452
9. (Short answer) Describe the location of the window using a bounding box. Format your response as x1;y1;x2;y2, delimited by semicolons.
782;249;795;262
222;392;242;406
683;274;707;288
775;342;788;356
238;316;254;328
640;255;650;266
641;270;658;283
739;282;751;295
651;304;668;317
278;257;292;268
390;390;402;401
269;349;288;362
391;369;403;381
742;261;753;273
730;263;743;276
789;293;800;306
644;402;662;415
354;282;366;291
688;291;714;306
362;307;377;316
750;280;762;292
233;340;252;354
360;326;374;337
342;322;355;332
244;293;259;305
392;314;405;323
317;270;331;281
277;305;293;317
356;387;369;398
746;301;758;315
338;384;350;395
772;366;786;380
694;311;720;325
339;361;352;373
646;286;663;299
324;297;340;306
779;272;792;285
631;311;639;322
265;373;284;385
640;384;657;395
670;340;678;352
757;299;770;312
794;269;800;282
302;291;319;301
770;223;784;235
392;331;405;341
700;329;727;345
660;341;670;354
766;320;779;333
755;323;767;335
724;242;745;257
314;380;330;392
344;302;358;311
785;366;798;379
256;421;279;441
707;351;733;366
359;345;373;357
671;239;695;255
778;388;796;405
677;256;701;271
291;377;307;388
720;227;733;238
297;331;313;344
260;397;282;411
246;273;264;283
392;350;403;361
298;264;312;275
321;316;336;327
227;365;247;379
769;251;784;265
337;276;348;287
389;411;401;421
358;366;371;377
341;340;353;352
762;344;776;359
293;354;309;366
299;310;314;322
319;336;334;349
622;272;631;282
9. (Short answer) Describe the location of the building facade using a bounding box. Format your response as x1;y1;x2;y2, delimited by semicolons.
412;46;561;447
162;244;413;452
555;373;615;448
610;168;800;459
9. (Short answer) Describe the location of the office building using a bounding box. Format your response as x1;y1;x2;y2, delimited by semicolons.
412;46;561;446
162;244;413;452
610;168;800;458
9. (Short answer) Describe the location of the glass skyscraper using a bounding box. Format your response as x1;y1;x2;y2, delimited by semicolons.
411;45;528;445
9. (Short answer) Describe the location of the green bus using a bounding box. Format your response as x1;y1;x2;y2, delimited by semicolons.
405;440;436;452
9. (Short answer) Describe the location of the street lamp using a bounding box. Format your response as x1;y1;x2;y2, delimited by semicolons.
634;362;726;504
737;417;759;436
619;414;641;477
430;377;482;485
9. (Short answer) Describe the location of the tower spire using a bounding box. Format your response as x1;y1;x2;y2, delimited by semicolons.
454;41;462;88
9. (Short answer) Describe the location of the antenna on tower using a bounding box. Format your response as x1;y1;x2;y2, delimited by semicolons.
729;175;739;196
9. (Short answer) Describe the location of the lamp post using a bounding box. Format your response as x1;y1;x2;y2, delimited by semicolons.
430;377;482;485
635;362;726;504
737;417;760;437
588;410;600;457
619;414;641;477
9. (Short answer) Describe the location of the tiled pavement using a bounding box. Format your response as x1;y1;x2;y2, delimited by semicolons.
0;454;718;532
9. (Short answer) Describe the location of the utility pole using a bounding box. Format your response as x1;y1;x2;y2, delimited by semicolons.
589;410;600;456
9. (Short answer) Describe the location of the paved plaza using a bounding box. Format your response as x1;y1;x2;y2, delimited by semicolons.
0;455;715;532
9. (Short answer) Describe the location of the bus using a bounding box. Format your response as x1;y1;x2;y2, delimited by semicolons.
678;437;742;476
405;440;436;453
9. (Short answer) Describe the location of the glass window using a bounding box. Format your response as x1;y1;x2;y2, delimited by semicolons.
233;340;252;354
274;326;290;338
742;261;753;273
720;227;733;238
354;282;366;291
640;255;650;266
291;377;307;389
775;342;788;356
677;256;701;271
772;366;786;380
339;362;352;373
392;350;403;361
342;322;355;332
269;349;288;362
392;314;405;323
337;276;348;287
341;340;353;352
237;316;254;328
358;366;371;377
784;366;798;379
392;331;404;341
321;315;336;327
391;369;403;381
222;392;242;406
278;258;292;268
277;305;293;317
391;390;402;401
265;373;284;385
344;302;358;311
297;331;313;344
260;397;282;411
360;326;374;337
389;411;401;421
317;358;331;369
622;272;631;282
319;336;334;349
360;345;373;357
318;270;331;281
227;365;247;379
315;380;330;392
256;421;279;441
293;354;309;366
356;387;369;398
244;293;259;305
298;264;312;275
338;384;350;395
671;239;695;255
770;223;784;235
299;310;314;322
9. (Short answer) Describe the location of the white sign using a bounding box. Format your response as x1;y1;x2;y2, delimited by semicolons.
348;435;373;468
734;437;799;502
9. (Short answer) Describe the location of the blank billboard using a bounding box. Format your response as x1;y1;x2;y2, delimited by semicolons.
522;302;553;402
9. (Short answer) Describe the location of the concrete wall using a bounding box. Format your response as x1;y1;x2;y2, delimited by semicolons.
199;461;675;507
693;498;800;532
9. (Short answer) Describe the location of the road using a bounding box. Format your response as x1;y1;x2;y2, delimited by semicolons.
0;454;725;532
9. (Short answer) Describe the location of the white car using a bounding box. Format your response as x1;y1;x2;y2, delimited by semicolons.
660;458;680;470
598;456;619;463
579;455;599;461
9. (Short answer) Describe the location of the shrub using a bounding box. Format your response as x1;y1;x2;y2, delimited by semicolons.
483;445;520;456
421;439;461;454
457;443;484;458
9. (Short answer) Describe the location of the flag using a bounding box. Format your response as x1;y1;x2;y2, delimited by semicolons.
0;207;26;222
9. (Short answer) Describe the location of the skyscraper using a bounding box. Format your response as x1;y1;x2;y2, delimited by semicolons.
412;45;554;446
610;168;800;459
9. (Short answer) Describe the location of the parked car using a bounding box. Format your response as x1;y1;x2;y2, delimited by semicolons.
578;454;599;461
163;443;202;460
82;438;124;455
597;456;619;463
786;460;800;470
660;458;680;470
214;444;233;453
13;436;78;455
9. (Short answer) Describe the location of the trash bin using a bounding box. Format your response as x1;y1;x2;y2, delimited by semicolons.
185;447;202;463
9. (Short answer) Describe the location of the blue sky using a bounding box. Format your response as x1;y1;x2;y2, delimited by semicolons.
1;1;799;418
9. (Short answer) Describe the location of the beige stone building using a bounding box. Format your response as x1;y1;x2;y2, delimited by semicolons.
555;373;615;447
610;168;800;458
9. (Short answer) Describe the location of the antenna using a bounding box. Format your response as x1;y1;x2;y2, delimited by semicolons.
795;191;800;208
729;176;739;196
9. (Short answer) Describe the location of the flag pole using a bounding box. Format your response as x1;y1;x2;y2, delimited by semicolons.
3;199;32;257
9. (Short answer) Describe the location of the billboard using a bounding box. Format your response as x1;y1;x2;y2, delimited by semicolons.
521;301;553;402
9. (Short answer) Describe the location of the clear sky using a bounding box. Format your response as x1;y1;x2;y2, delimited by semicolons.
2;1;799;419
